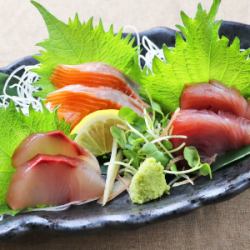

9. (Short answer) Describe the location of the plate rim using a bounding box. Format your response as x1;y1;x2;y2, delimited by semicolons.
0;20;250;239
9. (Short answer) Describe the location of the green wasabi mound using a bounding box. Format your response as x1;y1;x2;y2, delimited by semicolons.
129;158;170;204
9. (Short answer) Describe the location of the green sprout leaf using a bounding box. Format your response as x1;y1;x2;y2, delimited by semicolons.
199;163;212;179
170;164;177;172
162;140;173;150
123;149;141;168
161;116;170;128
184;146;200;168
150;100;164;116
127;132;144;146
139;143;169;166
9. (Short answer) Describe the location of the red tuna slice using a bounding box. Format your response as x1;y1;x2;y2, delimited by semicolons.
51;63;143;105
181;82;250;120
47;85;146;128
7;155;105;210
12;131;99;172
171;109;250;159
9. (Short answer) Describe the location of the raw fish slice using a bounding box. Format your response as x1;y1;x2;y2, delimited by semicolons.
12;131;99;172
7;155;105;210
51;63;144;104
171;109;250;159
47;85;144;128
181;82;250;119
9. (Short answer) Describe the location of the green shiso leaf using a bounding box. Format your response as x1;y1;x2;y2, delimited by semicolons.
0;103;70;215
31;0;137;97
138;0;250;111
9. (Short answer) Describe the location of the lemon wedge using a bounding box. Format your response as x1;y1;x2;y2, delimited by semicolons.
71;109;124;156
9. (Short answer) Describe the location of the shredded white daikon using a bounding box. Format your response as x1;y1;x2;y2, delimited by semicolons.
139;36;166;72
123;25;165;73
0;65;43;115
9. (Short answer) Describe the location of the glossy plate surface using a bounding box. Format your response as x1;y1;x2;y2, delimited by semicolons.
0;21;249;238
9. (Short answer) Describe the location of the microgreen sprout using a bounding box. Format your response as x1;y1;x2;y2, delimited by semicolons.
110;104;212;194
165;146;212;179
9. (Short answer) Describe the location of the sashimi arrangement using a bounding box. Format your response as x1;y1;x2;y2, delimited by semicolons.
0;0;249;216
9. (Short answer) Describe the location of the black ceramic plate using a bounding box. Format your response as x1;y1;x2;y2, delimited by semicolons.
0;21;250;239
